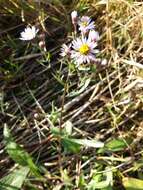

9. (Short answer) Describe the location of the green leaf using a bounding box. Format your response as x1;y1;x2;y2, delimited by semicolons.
132;159;143;171
61;137;104;153
102;187;113;190
61;138;81;153
106;138;128;152
3;126;41;178
0;166;30;190
123;177;143;190
50;127;66;136
71;138;104;148
61;169;72;186
68;78;91;97
64;120;73;136
52;73;64;86
87;167;113;190
88;179;109;189
51;122;72;137
76;173;86;188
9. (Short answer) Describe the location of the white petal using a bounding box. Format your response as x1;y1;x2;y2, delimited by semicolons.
20;26;38;41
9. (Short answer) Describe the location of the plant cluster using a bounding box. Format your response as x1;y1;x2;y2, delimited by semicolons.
1;0;143;190
61;11;107;67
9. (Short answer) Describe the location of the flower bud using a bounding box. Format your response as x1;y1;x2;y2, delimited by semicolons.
60;44;71;57
71;11;78;24
101;59;107;65
89;30;100;42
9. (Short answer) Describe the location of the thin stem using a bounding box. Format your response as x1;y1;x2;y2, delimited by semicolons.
58;62;70;172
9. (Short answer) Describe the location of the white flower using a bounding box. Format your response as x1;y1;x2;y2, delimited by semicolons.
20;26;38;41
101;59;107;65
89;30;100;42
78;16;95;34
71;11;78;24
71;37;99;66
60;44;71;57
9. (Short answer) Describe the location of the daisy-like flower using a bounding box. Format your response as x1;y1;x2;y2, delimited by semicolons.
20;26;38;41
78;16;95;34
71;37;99;66
60;44;71;57
89;30;100;42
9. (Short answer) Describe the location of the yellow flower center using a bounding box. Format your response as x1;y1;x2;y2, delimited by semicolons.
82;21;88;27
79;44;90;55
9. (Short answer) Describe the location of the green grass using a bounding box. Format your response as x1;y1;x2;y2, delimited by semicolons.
0;0;143;189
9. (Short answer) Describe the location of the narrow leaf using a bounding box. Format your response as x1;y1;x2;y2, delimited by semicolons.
61;138;81;153
123;177;143;190
106;138;128;152
0;166;29;190
71;138;104;148
3;126;41;178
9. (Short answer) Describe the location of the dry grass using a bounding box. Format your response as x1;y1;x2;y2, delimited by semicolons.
0;0;143;189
